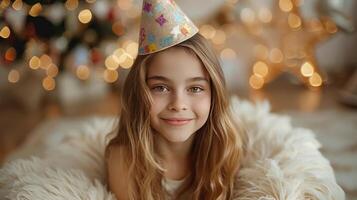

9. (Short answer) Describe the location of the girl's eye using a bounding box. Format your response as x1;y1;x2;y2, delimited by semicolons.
189;87;204;93
151;85;169;92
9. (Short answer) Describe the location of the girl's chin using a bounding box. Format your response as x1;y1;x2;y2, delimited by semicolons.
160;133;195;143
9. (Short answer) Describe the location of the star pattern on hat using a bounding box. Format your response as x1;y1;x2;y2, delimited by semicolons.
156;14;167;26
143;2;152;13
171;25;181;39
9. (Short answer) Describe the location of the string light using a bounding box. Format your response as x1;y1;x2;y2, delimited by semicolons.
249;74;265;89
78;9;92;24
0;26;10;38
269;48;284;63
120;56;134;69
258;8;272;23
126;42;138;57
39;54;52;69
46;64;59;77
254;44;269;59
65;0;78;11
288;13;302;29
220;48;237;60
29;56;41;70
5;47;16;62
324;20;338;34
42;76;56;91
105;55;120;70
8;69;20;83
279;0;293;12
294;0;304;7
300;62;314;77
29;3;42;17
12;0;22;11
212;30;226;45
76;65;91;80
113;48;127;64
112;22;125;36
253;61;269;77
0;0;10;9
199;25;216;39
103;69;119;83
309;72;322;87
240;8;255;24
117;0;132;11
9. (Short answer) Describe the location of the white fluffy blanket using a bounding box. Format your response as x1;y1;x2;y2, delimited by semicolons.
0;97;345;200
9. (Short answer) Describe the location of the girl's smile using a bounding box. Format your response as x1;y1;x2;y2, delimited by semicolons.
161;118;193;126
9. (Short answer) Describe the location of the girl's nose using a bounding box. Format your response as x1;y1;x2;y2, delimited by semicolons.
168;92;188;111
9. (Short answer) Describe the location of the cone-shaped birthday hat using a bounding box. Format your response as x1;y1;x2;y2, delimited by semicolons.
138;0;199;55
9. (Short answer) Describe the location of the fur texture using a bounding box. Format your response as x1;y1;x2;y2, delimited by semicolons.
0;97;345;200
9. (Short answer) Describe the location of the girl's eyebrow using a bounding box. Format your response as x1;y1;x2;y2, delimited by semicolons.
147;75;209;83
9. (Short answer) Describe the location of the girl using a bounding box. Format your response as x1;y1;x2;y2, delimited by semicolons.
106;0;244;199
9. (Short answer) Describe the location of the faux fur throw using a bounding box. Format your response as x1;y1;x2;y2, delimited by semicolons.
0;97;345;200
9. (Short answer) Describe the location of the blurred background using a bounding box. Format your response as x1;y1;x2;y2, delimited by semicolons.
0;0;356;198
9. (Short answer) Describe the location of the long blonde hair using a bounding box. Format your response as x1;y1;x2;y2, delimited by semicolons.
106;33;244;200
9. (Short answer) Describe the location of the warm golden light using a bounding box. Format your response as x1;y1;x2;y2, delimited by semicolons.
279;0;293;12
0;26;10;38
8;69;20;83
103;69;119;83
78;9;92;24
307;19;323;32
309;72;322;87
117;0;132;10
300;62;314;77
249;74;264;89
76;65;90;80
324;20;338;33
42;76;56;91
126;42;139;57
212;30;226;45
40;54;52;69
5;47;16;61
29;3;42;17
0;0;10;9
220;48;237;60
254;44;269;59
12;0;22;10
288;13;302;29
199;25;216;39
105;55;120;70
269;48;284;63
258;8;272;23
120;57;134;69
46;64;59;77
253;61;269;77
29;56;41;70
240;8;255;24
113;48;127;64
294;0;304;7
65;0;78;10
227;0;239;5
112;22;125;36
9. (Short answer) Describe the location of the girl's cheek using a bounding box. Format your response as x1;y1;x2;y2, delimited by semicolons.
151;96;167;110
193;96;211;111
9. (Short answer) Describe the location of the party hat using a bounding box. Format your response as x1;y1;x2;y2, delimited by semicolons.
138;0;199;55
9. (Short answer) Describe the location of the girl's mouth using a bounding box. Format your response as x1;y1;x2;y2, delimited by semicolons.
162;118;192;126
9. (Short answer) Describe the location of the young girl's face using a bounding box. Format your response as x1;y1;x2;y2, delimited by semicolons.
146;48;211;143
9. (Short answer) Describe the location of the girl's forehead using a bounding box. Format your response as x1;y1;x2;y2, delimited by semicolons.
146;48;209;79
